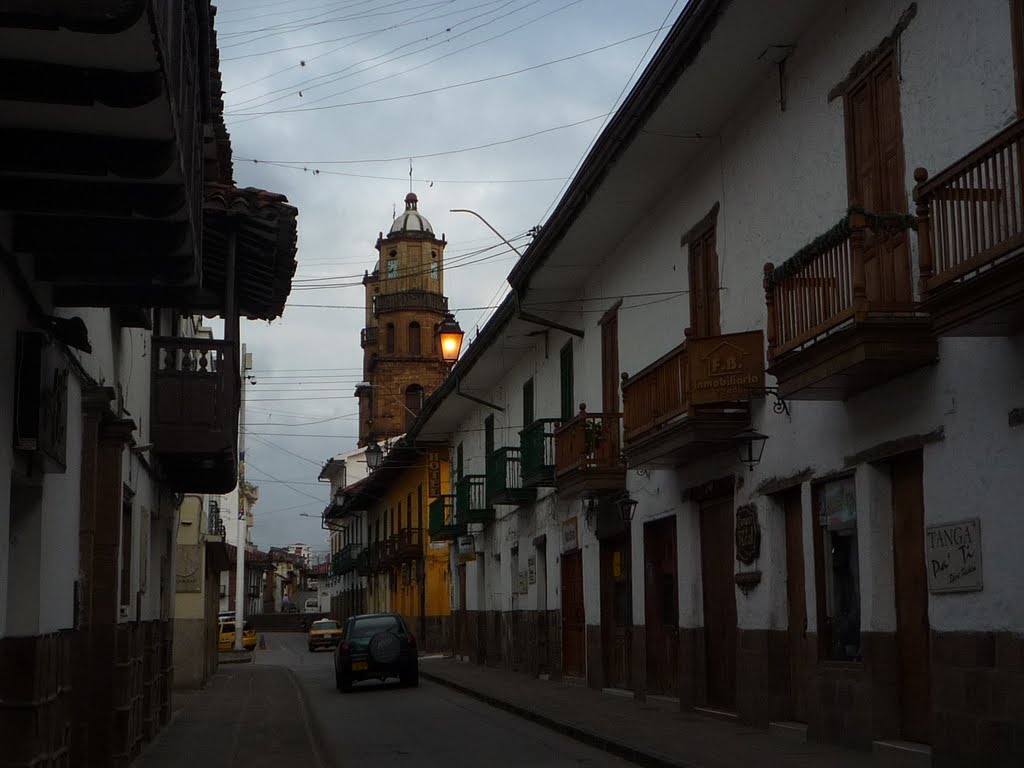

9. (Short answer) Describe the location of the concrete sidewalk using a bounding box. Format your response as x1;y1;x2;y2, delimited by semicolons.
136;665;329;768
420;658;876;768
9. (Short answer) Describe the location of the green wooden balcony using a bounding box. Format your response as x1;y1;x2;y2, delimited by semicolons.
335;543;363;575
457;475;495;525
519;418;559;488
486;447;537;506
428;495;465;541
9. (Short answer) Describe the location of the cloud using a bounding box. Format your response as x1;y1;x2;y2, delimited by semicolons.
214;0;678;550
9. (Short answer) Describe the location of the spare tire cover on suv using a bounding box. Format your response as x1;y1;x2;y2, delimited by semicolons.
369;631;401;664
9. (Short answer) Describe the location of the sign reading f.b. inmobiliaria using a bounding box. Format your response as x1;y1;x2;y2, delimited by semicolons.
687;330;765;406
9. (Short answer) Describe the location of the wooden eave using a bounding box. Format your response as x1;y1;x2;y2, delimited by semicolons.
623;409;751;468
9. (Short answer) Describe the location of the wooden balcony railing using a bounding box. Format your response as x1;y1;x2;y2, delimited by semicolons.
335;543;363;575
393;528;424;561
763;210;918;360
428;495;465;540
914;117;1024;296
456;475;494;525
554;406;623;479
486;447;535;505
621;343;687;444
151;337;238;492
520;418;559;487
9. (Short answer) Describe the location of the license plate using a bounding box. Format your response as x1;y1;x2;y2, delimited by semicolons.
352;661;368;671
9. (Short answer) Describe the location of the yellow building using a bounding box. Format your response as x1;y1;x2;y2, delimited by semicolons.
326;440;452;651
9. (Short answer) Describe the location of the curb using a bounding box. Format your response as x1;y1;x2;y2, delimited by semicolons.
218;651;253;665
420;668;695;768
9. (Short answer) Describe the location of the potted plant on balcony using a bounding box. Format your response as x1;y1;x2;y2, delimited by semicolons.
584;421;604;456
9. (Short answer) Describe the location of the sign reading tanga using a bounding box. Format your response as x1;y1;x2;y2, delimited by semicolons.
926;518;983;594
734;503;761;565
427;450;442;497
687;330;765;406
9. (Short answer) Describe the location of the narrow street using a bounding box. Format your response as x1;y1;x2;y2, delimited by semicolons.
140;633;630;768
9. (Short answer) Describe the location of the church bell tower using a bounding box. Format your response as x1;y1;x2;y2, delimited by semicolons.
356;193;451;446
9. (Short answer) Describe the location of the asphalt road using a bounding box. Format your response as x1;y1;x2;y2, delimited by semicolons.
258;631;632;768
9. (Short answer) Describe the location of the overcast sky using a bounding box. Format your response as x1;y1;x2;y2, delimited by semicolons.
215;0;682;553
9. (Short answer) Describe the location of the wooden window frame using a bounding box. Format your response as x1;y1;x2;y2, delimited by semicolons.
680;203;721;339
840;44;907;213
559;341;574;422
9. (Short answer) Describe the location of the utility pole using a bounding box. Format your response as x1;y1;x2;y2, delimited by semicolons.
234;343;252;650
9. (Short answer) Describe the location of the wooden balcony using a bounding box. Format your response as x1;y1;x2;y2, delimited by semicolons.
486;447;537;506
520;418;559;488
621;331;763;467
3;1;208;299
393;528;424;562
914;117;1024;335
763;211;936;400
428;496;465;541
151;337;239;493
554;406;626;498
456;475;495;525
335;543;364;576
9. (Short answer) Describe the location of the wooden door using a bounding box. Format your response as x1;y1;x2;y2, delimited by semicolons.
600;533;632;689
845;49;911;305
699;496;737;710
891;452;931;743
536;541;549;674
687;225;721;338
645;517;679;697
560;550;586;678
783;488;808;722
601;310;619;413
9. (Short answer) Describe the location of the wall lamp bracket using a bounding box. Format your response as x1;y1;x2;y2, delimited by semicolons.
748;386;790;418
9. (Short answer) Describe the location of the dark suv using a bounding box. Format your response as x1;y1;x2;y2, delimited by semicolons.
334;612;418;691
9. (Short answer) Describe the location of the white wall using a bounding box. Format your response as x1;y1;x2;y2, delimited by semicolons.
435;0;1024;639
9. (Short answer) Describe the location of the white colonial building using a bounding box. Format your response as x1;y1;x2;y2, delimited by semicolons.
409;1;1024;766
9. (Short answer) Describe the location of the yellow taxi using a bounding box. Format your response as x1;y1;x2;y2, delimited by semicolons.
307;618;343;652
218;620;258;651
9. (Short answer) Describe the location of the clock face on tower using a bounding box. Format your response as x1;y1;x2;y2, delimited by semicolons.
387;259;397;278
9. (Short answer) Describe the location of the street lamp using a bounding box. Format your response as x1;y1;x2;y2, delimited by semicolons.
365;440;383;470
616;493;638;522
735;428;769;471
436;312;464;365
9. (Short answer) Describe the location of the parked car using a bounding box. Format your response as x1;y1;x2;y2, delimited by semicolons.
307;618;343;652
303;597;319;613
334;613;418;692
218;620;257;651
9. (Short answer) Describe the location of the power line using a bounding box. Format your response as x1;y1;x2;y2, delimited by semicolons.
226;29;661;116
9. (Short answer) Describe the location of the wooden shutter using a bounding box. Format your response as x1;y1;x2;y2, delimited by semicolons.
522;378;534;426
559;342;574;421
600;309;619;412
685;212;721;338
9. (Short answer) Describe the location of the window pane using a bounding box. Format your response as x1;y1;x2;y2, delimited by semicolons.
815;477;860;661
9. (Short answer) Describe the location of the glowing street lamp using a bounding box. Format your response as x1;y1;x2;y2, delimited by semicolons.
437;312;464;365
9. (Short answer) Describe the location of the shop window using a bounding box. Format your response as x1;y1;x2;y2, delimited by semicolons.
813;476;861;661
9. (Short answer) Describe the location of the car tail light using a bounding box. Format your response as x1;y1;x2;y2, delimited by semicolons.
340;641;350;653
407;633;417;648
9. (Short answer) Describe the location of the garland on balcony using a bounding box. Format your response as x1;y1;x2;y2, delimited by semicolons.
765;207;918;288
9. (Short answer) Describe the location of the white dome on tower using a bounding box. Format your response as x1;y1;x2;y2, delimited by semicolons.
389;192;433;235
